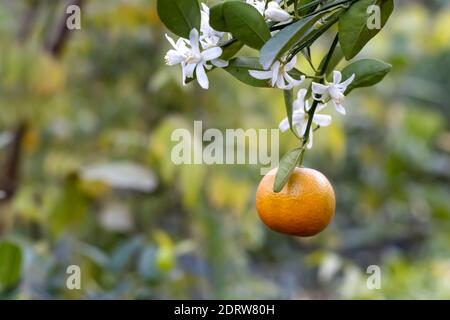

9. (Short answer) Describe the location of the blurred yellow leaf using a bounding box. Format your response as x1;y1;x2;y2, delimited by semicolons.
208;171;251;215
431;9;450;51
154;230;175;272
149;116;190;184
30;54;66;97
180;164;206;209
47;174;89;237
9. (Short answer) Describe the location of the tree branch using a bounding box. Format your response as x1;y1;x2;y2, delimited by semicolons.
17;0;39;42
0;123;27;204
45;0;84;57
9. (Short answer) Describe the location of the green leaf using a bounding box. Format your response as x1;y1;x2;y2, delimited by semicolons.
110;237;143;272
291;10;341;60
260;12;327;69
338;0;394;60
298;0;320;15
49;173;89;237
283;89;294;130
274;148;302;193
0;241;22;289
224;57;271;87
301;47;313;68
157;0;201;39
341;58;392;94
223;1;270;50
210;3;228;32
220;39;244;60
319;44;344;76
288;68;305;80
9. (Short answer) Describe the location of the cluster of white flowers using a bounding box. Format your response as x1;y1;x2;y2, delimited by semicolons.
164;2;293;90
246;0;292;23
164;4;228;89
279;71;355;149
164;2;355;150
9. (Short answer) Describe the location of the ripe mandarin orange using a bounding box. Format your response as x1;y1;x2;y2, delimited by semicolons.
256;167;335;237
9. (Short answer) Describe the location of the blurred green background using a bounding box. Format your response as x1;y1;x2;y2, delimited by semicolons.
0;0;449;299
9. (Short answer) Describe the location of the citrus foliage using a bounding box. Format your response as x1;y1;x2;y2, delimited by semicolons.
0;0;449;299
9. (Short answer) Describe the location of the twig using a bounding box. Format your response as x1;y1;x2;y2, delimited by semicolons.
0;123;27;204
299;34;339;164
45;0;84;56
17;0;39;42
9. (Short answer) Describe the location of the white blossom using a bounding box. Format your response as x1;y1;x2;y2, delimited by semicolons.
279;89;332;149
249;56;305;90
246;0;292;23
164;35;190;66
312;71;355;115
265;1;292;23
164;3;230;90
200;3;225;48
164;29;223;89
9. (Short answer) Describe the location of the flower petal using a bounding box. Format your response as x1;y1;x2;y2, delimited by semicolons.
292;110;306;123
276;75;288;89
293;89;307;112
332;70;342;84
304;100;311;112
284;56;297;71
181;64;188;86
202;47;223;61
189;29;200;55
279;118;290;132
165;50;185;65
165;34;178;49
297;119;308;136
269;61;281;86
306;129;314;149
333;101;347;115
265;2;292;22
176;38;187;48
201;3;209;13
249;70;273;80
313;114;332;127
315;102;328;113
184;62;196;79
196;64;209;89
312;82;329;95
284;73;303;88
337;73;355;90
292;100;303;113
297;88;308;101
211;58;229;68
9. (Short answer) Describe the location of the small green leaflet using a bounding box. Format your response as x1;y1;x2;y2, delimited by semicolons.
222;1;271;50
224;57;271;87
283;89;294;131
210;2;228;32
260;12;328;70
338;0;394;60
341;58;392;94
0;241;22;289
274;148;303;193
220;39;244;60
